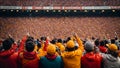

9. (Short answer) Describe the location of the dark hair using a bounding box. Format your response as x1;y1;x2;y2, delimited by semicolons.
50;39;57;44
57;39;63;43
37;42;41;48
100;40;105;46
94;39;99;46
86;50;94;53
63;40;67;44
26;36;34;43
2;38;13;50
111;39;115;44
66;47;75;51
25;41;35;52
91;37;95;40
108;49;118;58
115;37;118;40
66;37;71;42
40;36;46;41
8;37;14;44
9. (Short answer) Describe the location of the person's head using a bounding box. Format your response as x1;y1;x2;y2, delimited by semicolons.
2;38;13;50
115;37;118;40
91;36;95;40
50;39;57;44
57;39;63;43
108;44;118;57
47;44;56;55
26;36;34;43
104;40;109;45
40;36;46;41
37;42;41;48
94;39;99;46
84;41;94;52
25;41;35;52
8;37;14;44
111;39;115;44
66;40;75;51
100;40;105;46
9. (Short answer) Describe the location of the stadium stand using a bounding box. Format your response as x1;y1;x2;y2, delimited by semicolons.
0;0;120;6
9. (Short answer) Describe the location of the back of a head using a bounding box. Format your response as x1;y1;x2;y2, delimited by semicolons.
25;41;35;52
84;41;94;52
26;36;34;43
40;36;46;41
100;40;105;46
111;39;115;44
50;39;57;44
2;38;13;50
94;39;99;46
57;39;63;43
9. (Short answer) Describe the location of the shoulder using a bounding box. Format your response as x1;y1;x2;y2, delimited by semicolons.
56;56;62;59
40;56;46;61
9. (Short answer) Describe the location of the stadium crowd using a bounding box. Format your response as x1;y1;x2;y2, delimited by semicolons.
0;0;120;6
0;33;120;68
0;17;120;40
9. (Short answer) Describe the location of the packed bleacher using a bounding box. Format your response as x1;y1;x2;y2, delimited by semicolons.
0;17;120;40
0;0;120;6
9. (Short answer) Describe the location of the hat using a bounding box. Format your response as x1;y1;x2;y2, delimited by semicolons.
47;44;56;55
108;44;118;52
66;40;75;48
84;41;94;51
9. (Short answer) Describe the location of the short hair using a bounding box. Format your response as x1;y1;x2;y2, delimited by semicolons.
100;40;105;46
50;39;57;44
40;36;46;41
2;38;13;50
25;41;35;52
26;36;34;43
111;39;115;44
57;39;63;43
94;39;99;46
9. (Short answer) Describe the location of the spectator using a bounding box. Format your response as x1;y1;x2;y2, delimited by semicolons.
18;41;39;68
81;41;102;68
0;38;18;68
102;44;120;68
98;40;107;53
39;44;63;68
56;38;65;55
61;34;84;68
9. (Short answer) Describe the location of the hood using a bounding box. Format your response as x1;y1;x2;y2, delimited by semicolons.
45;54;57;60
0;49;14;58
64;51;76;58
84;52;96;61
23;52;37;60
106;54;118;62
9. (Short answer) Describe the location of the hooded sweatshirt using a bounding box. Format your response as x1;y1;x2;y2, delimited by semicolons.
0;49;18;68
81;52;102;68
62;50;82;68
39;54;63;68
102;54;120;68
61;36;84;68
18;51;39;68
